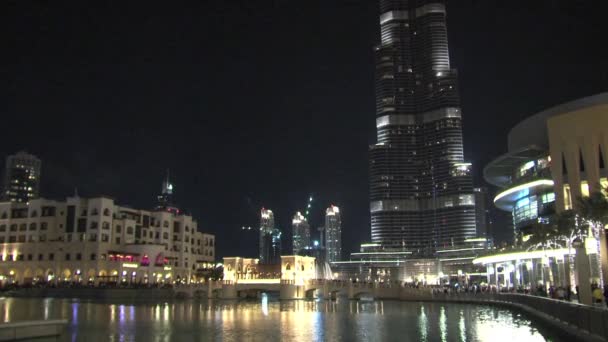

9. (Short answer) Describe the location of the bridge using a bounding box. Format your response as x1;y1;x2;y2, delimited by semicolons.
174;278;402;300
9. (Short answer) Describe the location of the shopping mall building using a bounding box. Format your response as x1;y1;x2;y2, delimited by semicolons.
478;93;608;288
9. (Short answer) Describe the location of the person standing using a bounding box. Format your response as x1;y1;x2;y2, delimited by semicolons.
592;285;603;305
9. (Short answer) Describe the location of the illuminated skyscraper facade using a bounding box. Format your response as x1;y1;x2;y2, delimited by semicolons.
259;208;277;263
369;0;476;251
325;205;342;262
2;151;41;204
292;212;310;254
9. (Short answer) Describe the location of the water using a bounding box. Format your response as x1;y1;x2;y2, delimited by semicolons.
0;296;562;342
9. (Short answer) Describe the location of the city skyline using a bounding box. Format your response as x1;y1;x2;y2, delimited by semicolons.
4;1;608;258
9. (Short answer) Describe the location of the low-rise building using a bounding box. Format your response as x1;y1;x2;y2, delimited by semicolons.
0;196;215;285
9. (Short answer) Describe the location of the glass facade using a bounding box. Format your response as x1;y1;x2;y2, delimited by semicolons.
369;0;476;251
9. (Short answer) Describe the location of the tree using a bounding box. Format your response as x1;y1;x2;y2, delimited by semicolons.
576;187;608;231
525;221;557;250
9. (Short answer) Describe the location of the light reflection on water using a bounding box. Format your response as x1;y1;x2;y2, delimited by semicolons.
0;296;560;342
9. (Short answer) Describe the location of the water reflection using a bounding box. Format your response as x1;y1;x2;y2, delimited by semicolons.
0;297;559;342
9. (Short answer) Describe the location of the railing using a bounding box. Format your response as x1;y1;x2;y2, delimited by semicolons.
423;291;608;341
0;319;68;341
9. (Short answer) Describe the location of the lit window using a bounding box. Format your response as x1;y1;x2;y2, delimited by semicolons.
581;181;590;198
563;184;573;210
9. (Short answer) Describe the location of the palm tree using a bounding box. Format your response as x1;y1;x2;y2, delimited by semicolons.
576;187;608;232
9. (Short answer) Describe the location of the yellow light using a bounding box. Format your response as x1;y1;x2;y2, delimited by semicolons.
122;263;138;269
163;266;172;271
581;181;590;198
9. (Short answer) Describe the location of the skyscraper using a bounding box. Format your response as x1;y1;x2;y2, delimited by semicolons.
259;208;276;263
325;205;342;262
292;211;310;254
473;187;491;239
156;171;179;214
369;0;476;251
2;151;41;203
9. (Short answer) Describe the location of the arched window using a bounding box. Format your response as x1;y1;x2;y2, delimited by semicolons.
285;263;291;271
103;208;110;216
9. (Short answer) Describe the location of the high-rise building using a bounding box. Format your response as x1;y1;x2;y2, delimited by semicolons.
259;208;275;263
325;205;342;262
156;171;179;215
369;0;476;251
2;151;41;204
292;212;310;254
270;228;282;264
473;187;491;239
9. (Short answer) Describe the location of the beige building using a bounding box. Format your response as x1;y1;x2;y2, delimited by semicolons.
0;196;215;285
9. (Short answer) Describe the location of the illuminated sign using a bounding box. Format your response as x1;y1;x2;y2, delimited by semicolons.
122;263;138;268
163;266;172;271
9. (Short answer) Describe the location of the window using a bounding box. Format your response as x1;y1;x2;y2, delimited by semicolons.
0;225;5;232
115;237;121;244
541;193;556;204
564;184;573;210
90;221;98;229
76;253;82;261
28;235;35;242
18;235;25;242
91;208;98;215
27;254;33;261
116;225;122;233
155;231;160;239
9;236;16;243
10;224;17;232
17;254;24;261
39;234;46;242
185;226;189;232
103;208;110;216
65;253;71;261
19;224;26;231
102;222;110;230
49;253;54;261
67;234;72;242
127;226;134;234
90;254;96;261
38;254;43;261
149;231;153;238
40;222;48;230
581;181;590;198
0;237;4;243
163;221;169;228
0;212;6;219
89;234;97;242
163;232;169;239
30;210;37;217
101;234;109;242
81;209;87;216
7;254;13;261
29;223;37;231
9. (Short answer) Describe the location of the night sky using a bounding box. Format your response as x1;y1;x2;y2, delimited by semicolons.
4;1;608;258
